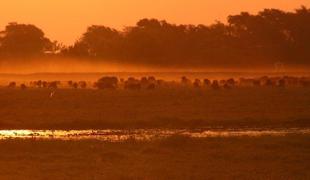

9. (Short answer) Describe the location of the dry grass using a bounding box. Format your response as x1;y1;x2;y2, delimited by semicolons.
0;87;309;129
0;135;309;179
1;77;309;179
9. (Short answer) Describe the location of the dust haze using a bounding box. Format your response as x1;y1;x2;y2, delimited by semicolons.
1;57;309;74
0;58;155;74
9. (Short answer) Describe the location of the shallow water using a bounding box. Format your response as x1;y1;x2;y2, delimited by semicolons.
0;128;309;141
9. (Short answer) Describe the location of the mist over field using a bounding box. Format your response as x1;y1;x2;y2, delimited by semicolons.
1;4;310;180
0;58;152;73
0;57;309;74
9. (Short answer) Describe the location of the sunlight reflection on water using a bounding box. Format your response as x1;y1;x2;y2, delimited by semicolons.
0;128;309;141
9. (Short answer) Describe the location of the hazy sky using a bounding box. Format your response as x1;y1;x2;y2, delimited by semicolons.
1;0;309;45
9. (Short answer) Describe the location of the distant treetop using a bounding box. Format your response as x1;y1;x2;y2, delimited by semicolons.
1;6;310;67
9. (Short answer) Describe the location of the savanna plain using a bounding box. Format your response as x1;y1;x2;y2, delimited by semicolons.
0;75;310;179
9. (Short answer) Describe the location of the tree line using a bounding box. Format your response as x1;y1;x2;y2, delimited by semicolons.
0;6;309;67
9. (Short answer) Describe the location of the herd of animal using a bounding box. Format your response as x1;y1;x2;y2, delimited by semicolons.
2;76;310;90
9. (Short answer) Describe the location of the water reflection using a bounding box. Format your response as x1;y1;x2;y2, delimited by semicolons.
0;128;309;141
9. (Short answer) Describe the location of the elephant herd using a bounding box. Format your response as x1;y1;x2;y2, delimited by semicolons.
4;75;310;90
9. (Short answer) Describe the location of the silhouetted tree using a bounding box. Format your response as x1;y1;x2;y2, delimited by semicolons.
62;7;310;67
2;7;310;67
65;25;122;59
0;23;52;57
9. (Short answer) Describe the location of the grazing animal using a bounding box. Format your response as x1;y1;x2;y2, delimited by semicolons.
278;79;286;88
8;82;16;88
72;82;78;89
20;84;27;90
140;76;157;89
67;81;74;87
95;76;119;89
219;80;226;86
42;81;48;88
211;80;220;90
79;81;87;89
147;76;156;84
222;78;235;89
223;83;231;89
124;77;141;90
226;78;236;87
48;81;58;89
140;77;149;88
193;79;202;88
285;76;299;87
181;76;191;85
264;79;274;87
203;79;211;86
33;80;43;88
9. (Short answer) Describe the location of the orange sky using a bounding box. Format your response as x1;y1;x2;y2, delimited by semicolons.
1;0;309;45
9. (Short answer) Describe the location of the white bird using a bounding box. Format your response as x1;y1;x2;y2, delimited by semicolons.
50;91;55;98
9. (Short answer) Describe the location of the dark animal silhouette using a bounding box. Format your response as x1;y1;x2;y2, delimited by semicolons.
95;76;119;89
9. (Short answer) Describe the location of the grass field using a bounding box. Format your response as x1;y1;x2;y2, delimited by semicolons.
1;85;310;179
0;135;309;179
0;87;309;129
